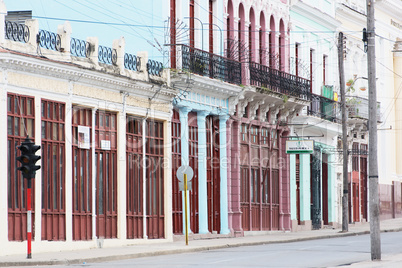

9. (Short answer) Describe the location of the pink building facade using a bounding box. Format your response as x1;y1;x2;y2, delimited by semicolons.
224;0;308;235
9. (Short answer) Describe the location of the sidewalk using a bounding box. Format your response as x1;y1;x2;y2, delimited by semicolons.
1;218;402;267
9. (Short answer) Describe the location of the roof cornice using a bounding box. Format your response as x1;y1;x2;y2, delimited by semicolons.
291;1;340;30
0;50;176;101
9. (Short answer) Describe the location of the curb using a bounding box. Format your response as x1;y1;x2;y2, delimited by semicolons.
2;228;402;267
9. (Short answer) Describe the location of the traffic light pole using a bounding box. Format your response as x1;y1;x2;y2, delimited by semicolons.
27;179;32;259
16;136;41;259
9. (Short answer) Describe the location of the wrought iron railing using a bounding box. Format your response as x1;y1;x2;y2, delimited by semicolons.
179;44;242;85
5;20;29;43
346;95;381;122
147;59;163;76
124;53;141;71
308;93;340;123
37;29;61;51
70;37;89;58
249;62;311;100
98;45;117;65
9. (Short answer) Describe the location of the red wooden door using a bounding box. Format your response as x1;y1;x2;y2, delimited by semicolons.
207;116;220;233
188;112;199;233
145;120;164;239
360;146;368;220
95;111;117;239
240;167;250;231
126;116;143;239
7;93;35;241
251;168;260;231
322;155;328;225
271;169;280;230
41;99;66;241
353;183;359;222
72;107;92;240
261;168;270;230
171;110;182;234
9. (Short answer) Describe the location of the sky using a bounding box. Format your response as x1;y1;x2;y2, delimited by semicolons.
3;0;167;62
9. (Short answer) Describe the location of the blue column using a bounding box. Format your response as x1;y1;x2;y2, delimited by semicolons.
197;111;209;234
290;154;297;221
219;115;230;234
300;153;311;222
179;106;192;234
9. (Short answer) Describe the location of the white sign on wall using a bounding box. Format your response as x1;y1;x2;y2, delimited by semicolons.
101;140;111;150
286;140;314;154
77;126;90;149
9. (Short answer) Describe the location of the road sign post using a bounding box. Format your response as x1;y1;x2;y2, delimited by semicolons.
176;165;194;246
184;174;188;246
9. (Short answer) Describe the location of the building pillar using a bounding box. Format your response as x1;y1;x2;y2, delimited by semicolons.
327;153;336;224
197;110;209;234
0;71;7;244
290;154;297;221
179;106;192;233
226;118;234;232
231;120;242;234
300;153;311;223
91;108;97;240
219;114;230;234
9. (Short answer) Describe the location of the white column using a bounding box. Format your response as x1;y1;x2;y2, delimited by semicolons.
0;70;8;244
65;98;73;242
117;107;127;239
179;106;192;233
34;95;42;242
91;108;97;240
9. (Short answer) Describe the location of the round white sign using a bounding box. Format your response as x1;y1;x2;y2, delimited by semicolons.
176;165;194;182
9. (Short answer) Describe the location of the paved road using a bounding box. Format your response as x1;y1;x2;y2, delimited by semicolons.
34;231;402;268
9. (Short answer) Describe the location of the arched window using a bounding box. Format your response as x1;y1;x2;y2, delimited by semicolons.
259;11;266;65
238;4;245;62
269;16;275;68
279;19;285;71
249;8;255;63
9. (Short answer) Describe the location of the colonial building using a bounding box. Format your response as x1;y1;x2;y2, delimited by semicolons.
0;2;176;256
224;0;310;234
289;0;342;230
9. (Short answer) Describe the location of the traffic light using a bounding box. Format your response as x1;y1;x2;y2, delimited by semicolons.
16;137;41;179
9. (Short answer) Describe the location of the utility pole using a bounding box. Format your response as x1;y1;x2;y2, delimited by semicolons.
338;32;348;232
366;0;381;260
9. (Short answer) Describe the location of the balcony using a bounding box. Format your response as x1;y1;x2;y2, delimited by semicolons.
346;95;381;122
249;62;311;101
308;93;340;123
177;44;242;85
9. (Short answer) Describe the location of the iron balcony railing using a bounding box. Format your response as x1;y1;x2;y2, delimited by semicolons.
249;62;311;100
308;93;340;123
346;95;381;122
5;20;29;43
178;44;242;85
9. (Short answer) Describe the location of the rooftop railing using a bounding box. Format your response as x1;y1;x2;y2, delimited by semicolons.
5;20;29;43
98;45;117;65
147;59;163;76
37;29;61;51
70;37;89;58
